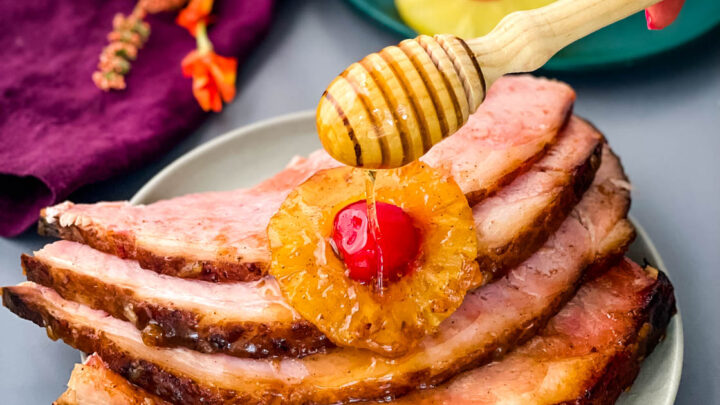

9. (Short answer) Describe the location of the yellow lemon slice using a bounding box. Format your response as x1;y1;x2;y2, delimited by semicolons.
396;0;557;38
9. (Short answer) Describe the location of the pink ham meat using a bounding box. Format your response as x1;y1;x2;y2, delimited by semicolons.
22;241;330;359
38;75;575;282
422;75;575;203
389;259;676;405
473;116;601;279
22;241;331;357
24;120;602;359
4;147;633;404
38;150;339;283
55;353;171;405
51;260;675;405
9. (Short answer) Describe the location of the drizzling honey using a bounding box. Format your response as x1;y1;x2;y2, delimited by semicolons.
364;169;384;294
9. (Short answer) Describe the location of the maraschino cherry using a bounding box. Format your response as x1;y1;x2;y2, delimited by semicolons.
332;200;419;283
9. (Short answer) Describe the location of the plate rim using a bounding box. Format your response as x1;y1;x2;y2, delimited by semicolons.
630;219;684;405
131;110;316;205
129;110;683;404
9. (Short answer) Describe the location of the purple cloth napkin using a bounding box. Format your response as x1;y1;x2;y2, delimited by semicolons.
0;0;273;237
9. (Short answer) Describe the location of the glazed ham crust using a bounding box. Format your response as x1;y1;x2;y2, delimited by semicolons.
39;75;575;283
22;242;330;359
25;119;602;359
422;75;576;204
55;353;170;405
4;147;633;404
473;116;601;281
51;260;675;405
387;259;676;405
37;150;339;283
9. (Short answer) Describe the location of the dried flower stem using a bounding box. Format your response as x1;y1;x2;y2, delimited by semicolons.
195;22;212;54
93;0;188;91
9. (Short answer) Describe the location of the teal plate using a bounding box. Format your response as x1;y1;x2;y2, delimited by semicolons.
344;0;720;71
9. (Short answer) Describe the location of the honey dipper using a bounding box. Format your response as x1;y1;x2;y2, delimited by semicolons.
317;0;663;169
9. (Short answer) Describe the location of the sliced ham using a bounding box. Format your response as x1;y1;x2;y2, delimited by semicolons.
4;147;633;404
25;121;602;358
388;259;676;404
38;150;339;283
422;75;575;204
39;75;575;282
473;116;601;280
52;260;675;405
55;353;171;405
22;241;330;359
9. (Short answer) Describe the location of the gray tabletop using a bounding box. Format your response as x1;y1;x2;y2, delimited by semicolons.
1;1;718;403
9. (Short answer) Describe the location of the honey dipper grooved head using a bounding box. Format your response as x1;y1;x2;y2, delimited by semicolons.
317;35;486;169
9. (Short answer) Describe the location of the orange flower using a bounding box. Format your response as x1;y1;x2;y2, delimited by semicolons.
176;0;214;36
182;49;237;112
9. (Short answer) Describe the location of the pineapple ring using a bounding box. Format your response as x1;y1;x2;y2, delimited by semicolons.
267;161;479;356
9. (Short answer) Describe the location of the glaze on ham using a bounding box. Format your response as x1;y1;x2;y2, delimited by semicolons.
51;260;675;405
4;147;633;404
25;120;602;358
38;150;339;283
473;116;601;281
22;241;330;358
39;75;575;283
422;74;576;204
388;259;676;404
55;353;170;405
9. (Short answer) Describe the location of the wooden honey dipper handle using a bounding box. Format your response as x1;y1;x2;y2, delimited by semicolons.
317;0;661;169
470;0;661;83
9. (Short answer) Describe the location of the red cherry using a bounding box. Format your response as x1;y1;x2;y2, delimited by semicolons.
332;200;420;283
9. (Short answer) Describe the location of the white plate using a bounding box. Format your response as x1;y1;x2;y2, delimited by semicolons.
129;111;683;405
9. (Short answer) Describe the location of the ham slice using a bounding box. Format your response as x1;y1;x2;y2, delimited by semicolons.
384;259;676;404
4;147;633;404
52;260;675;405
422;75;575;204
38;150;339;283
473;116;601;280
24;120;602;358
39;75;575;282
22;241;330;359
55;353;171;405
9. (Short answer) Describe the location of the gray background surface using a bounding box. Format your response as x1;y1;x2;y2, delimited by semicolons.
1;1;718;403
